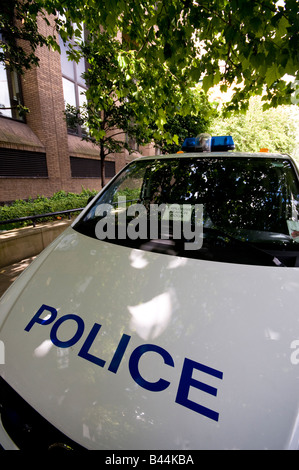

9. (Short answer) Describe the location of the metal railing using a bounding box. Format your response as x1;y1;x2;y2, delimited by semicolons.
0;208;84;228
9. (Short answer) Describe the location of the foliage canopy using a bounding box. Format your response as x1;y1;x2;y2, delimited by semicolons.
211;96;299;156
1;0;298;113
64;30;214;186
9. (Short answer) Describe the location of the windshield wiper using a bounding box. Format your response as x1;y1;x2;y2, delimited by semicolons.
203;227;286;267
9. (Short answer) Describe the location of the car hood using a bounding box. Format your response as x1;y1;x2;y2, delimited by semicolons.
1;227;299;450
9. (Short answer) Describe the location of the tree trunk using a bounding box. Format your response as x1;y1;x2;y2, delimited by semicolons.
100;142;105;188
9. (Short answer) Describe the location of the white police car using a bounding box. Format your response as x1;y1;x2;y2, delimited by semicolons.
1;136;299;450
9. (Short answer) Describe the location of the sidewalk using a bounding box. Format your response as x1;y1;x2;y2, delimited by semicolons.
0;257;36;298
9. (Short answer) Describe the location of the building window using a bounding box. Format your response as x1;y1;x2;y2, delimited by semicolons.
70;156;115;179
60;27;87;136
0;46;24;121
126;134;140;153
0;148;48;177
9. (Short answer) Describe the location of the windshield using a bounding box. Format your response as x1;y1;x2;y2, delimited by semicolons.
74;156;299;266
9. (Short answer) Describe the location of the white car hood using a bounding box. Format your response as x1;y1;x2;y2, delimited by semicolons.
1;227;299;450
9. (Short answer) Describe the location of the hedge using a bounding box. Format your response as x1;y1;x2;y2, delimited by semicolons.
0;188;98;230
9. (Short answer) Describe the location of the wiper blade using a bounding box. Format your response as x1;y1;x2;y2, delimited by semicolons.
203;227;286;267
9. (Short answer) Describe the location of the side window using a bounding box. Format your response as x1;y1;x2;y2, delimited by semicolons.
59;25;87;136
0;37;25;121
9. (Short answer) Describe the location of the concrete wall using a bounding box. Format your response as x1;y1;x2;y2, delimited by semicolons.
0;219;72;268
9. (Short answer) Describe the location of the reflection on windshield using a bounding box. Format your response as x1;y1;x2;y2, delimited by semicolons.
74;156;299;267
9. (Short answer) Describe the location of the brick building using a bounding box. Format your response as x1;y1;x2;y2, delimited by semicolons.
0;16;154;204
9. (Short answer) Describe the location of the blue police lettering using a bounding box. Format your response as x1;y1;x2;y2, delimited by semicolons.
108;333;131;373
129;344;175;392
51;314;85;348
78;323;106;367
24;304;57;331
24;304;223;421
176;358;223;422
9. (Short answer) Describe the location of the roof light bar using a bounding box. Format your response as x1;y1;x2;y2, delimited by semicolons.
182;135;235;153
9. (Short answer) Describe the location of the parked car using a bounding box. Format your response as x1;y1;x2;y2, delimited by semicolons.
1;137;299;450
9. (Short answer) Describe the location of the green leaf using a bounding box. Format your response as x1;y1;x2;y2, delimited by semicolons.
173;134;179;145
202;74;214;93
265;66;280;87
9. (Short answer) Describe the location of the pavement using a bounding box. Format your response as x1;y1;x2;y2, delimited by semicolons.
0;257;36;298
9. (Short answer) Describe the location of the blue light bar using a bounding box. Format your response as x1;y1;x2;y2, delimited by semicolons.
211;136;235;151
182;135;235;153
182;137;201;152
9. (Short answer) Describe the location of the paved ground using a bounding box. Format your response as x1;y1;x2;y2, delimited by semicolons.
0;257;36;298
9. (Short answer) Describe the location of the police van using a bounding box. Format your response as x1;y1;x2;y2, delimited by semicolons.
1;135;299;450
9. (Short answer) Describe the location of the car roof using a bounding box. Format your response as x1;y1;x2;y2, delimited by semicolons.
135;151;292;162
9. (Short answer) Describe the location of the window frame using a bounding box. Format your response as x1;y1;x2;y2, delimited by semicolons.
59;26;88;137
0;35;25;122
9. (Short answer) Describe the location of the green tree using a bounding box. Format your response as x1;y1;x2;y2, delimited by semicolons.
152;88;217;154
0;0;59;73
211;95;299;155
66;31;200;187
1;0;299;112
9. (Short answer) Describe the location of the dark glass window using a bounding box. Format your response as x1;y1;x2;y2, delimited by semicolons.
0;148;48;177
74;155;299;266
0;45;24;121
59;27;87;137
70;156;115;178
